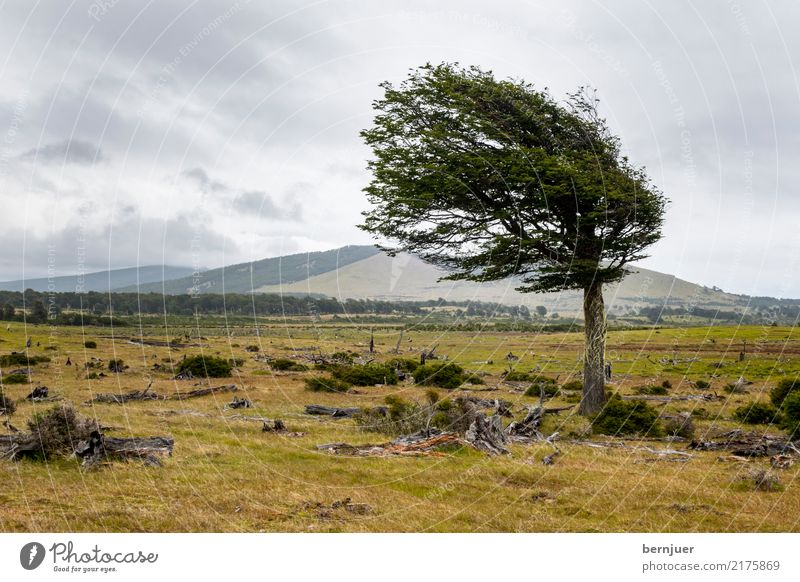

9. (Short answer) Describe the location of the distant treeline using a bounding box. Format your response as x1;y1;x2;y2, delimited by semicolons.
0;290;535;323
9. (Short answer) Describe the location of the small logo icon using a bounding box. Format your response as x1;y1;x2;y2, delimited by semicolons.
20;542;46;570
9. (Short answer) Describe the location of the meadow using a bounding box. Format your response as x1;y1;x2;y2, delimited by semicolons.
1;318;799;532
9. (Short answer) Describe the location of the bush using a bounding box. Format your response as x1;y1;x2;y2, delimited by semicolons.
413;362;466;389
178;355;232;377
781;392;800;436
592;394;663;437
269;358;309;372
695;380;711;390
303;376;351;393
330;363;397;386
561;379;583;391
503;370;533;382
733;402;779;425
84;340;97;349
525;377;559;398
228;358;245;367
770;378;800;408
2;373;29;384
661;379;672;389
0;353;50;367
0;392;16;415
244;345;260;352
385;357;419;373
330;351;355;365
355;395;425;435
108;359;126;373
464;373;485;385
26;403;99;459
661;413;695;438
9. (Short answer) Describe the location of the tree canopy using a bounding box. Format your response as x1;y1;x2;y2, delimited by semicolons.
360;63;667;293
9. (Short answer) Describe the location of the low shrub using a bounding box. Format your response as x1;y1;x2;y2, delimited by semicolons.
413;362;466;389
661;379;673;389
592;394;663;437
385;357;419;373
228;358;245;368
0;392;16;415
26;403;99;459
503;370;533;382
525;377;559;398
733;402;779;425
84;340;97;349
464;373;485;385
107;359;125;373
177;355;232;377
330;351;355;365
695;380;711;390
781;392;800;436
244;345;260;352
269;358;309;372
303;376;351;393
330;363;397;386
0;353;50;367
561;379;583;391
770;378;800;409
355;395;425;435
2;373;29;384
661;413;695;438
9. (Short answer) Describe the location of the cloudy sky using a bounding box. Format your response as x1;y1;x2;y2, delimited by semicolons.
0;0;798;296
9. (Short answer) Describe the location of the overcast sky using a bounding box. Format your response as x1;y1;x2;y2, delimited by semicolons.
0;0;798;297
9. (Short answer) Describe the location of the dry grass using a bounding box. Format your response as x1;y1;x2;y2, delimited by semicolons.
0;321;799;532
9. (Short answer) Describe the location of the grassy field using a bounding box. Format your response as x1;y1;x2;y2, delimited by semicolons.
1;319;799;532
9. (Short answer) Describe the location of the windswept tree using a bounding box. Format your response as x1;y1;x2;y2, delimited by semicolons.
360;63;667;414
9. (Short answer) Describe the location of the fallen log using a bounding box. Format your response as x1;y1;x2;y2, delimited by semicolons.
305;404;362;418
506;406;544;440
688;430;799;457
317;431;464;457
88;383;164;404
76;431;174;468
622;394;721;402
171;384;237;400
225;396;252;409
25;386;49;401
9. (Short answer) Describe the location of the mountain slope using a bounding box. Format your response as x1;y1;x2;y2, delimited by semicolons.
120;245;381;294
254;249;745;314
0;265;195;293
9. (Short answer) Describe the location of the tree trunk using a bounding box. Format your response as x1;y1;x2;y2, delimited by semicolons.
580;280;606;415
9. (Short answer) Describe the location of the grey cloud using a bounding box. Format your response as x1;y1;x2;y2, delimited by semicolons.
233;190;302;220
19;139;104;165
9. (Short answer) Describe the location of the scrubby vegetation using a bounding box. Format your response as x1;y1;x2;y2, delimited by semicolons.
26;404;98;459
770;378;800;409
330;363;397;386
303;376;352;393
84;340;97;349
413;362;466;389
1;373;28;384
0;353;50;367
733;402;779;425
524;376;559;398
269;358;309;372
592;394;663;437
177;355;233;377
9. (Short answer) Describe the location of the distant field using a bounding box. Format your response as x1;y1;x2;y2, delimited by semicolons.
1;320;799;532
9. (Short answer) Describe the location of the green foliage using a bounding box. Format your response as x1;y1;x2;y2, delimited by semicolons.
464;373;485;385
269;358;309;372
0;353;50;367
503;370;534;382
525;376;559;398
303;376;351;393
385;357;419;373
359;62;667;295
695;380;711;390
84;340;97;349
107;359;125;373
0;391;16;414
561;379;583;391
355;395;425;435
413;362;466;389
27;403;99;459
770;378;800;408
661;413;695;438
178;355;232;378
2;373;28;384
733;402;778;425
592;394;663;437
781;392;800;436
244;345;260;352
330;363;397;386
228;358;245;367
661;379;672;389
330;351;355;365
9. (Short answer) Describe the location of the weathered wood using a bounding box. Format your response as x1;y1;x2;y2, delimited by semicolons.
506;406;544;440
689;430;798;457
76;431;174;468
304;404;361;418
171;384;237;400
465;413;509;455
225;396;252;409
88;383;164;404
317;431;464;457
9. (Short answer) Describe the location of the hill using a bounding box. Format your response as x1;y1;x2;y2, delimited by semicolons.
0;265;195;293
120;245;381;295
